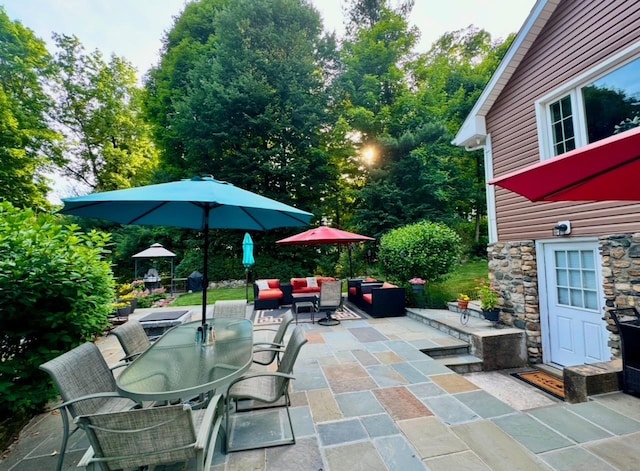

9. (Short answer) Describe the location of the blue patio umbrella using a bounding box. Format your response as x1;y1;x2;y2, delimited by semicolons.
242;233;255;300
59;176;312;324
242;233;255;268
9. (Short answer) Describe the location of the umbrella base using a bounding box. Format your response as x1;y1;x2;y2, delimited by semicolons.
317;313;340;326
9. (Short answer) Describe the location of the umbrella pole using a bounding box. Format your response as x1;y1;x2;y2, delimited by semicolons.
202;218;209;325
348;244;353;278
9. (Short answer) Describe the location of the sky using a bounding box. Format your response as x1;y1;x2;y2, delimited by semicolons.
2;0;537;78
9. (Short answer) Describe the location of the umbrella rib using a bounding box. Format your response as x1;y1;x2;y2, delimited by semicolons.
125;202;171;225
238;207;310;230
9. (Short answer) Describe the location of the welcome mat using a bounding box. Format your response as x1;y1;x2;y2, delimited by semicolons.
252;303;364;326
512;370;565;400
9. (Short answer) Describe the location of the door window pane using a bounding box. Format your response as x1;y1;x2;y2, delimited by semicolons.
554;249;598;311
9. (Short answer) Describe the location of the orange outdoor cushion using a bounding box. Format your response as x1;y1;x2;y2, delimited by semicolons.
362;293;373;304
296;286;319;293
349;287;357;296
382;282;397;289
257;288;283;300
290;278;307;290
266;279;280;289
365;277;378;282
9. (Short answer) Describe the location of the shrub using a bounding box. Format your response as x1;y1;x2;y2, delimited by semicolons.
0;203;114;418
378;221;461;284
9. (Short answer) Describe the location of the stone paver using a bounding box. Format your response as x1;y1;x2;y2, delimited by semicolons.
5;305;640;471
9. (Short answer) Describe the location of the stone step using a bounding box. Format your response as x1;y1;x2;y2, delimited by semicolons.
434;354;484;374
422;344;470;358
406;308;528;371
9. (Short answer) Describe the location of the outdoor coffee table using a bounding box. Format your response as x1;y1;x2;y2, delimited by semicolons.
294;301;316;324
116;318;253;402
138;310;191;337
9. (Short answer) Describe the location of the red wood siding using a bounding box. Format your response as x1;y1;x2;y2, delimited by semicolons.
488;0;640;242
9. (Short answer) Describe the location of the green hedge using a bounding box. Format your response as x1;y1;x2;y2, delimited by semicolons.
0;203;114;417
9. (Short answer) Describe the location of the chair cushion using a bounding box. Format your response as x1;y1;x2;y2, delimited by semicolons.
349;287;357;296
291;278;307;290
257;289;283;300
256;279;270;290
382;282;397;289
362;293;373;304
267;279;280;289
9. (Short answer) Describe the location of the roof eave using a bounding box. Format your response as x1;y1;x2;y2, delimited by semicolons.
452;0;562;149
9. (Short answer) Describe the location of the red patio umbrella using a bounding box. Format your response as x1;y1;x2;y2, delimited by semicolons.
489;126;640;201
276;226;374;277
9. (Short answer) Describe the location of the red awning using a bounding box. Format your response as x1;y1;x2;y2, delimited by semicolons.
276;226;374;245
489;126;640;201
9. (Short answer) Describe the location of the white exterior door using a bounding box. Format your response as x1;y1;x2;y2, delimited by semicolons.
541;241;609;367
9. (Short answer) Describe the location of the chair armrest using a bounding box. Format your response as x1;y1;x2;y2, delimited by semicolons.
194;394;222;450
253;327;279;333
253;341;284;348
59;391;141;412
227;371;295;390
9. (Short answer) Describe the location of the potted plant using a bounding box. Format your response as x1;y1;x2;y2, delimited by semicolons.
409;277;426;294
475;278;501;322
457;293;470;310
111;301;131;317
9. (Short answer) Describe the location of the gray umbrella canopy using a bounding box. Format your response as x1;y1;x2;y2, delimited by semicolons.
60;176;313;323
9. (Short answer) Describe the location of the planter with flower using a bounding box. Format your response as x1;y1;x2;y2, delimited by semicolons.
111;301;131;317
457;293;470;310
408;277;426;294
475;278;501;322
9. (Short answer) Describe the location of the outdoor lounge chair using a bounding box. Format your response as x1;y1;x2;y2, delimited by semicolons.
224;326;307;452
252;311;294;366
76;396;223;471
39;342;142;471
112;319;153;362
317;279;343;326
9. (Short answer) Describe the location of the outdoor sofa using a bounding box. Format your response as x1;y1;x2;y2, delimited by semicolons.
253;276;337;310
348;278;406;318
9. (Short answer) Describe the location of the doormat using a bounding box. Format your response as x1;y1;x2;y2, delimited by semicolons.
252;303;363;326
512;370;565;400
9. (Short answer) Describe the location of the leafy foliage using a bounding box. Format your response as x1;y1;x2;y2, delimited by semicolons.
51;34;159;192
377;221;461;284
0;7;60;209
0;203;114;417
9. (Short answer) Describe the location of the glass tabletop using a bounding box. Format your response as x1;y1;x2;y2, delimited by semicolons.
116;319;254;401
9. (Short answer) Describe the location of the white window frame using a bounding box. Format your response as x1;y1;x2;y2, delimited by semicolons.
535;41;640;161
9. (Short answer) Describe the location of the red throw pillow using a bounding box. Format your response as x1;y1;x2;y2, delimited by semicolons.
291;278;306;290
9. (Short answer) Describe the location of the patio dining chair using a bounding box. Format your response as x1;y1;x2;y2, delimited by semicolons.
39;342;143;471
252;311;294;366
112;319;153;362
212;299;248;319
317;279;344;326
75;395;223;471
224;326;307;452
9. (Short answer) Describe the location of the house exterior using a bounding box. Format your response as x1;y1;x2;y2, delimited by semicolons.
453;0;640;369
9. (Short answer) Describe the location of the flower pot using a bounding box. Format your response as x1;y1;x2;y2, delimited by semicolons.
411;284;424;294
482;308;500;322
457;300;469;310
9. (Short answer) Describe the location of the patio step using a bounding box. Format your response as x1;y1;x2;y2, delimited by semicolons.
406;307;528;372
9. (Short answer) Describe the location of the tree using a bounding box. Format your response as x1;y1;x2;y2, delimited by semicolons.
0;8;60;209
51;34;159;192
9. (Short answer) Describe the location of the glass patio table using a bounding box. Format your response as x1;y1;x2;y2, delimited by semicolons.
116;318;253;402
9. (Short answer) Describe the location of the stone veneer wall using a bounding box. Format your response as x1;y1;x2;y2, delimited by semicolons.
487;240;541;364
600;233;640;358
489;234;639;363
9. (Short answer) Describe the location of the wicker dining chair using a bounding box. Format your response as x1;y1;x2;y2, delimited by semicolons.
225;326;307;452
212;299;248;319
112;319;153;362
75;396;223;471
252;311;294;366
39;342;141;471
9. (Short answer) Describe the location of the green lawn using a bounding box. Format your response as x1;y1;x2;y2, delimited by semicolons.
170;259;488;310
424;259;488;308
171;286;253;307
